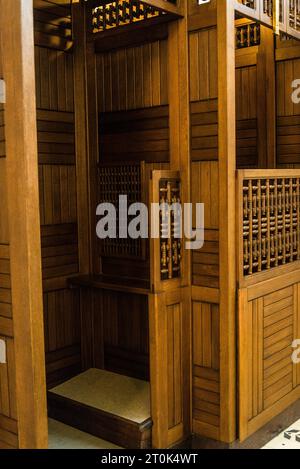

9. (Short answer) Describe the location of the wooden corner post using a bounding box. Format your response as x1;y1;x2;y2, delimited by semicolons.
217;0;237;443
0;0;48;448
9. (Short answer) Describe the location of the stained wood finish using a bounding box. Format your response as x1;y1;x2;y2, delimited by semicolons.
33;0;72;51
48;392;152;449
239;272;300;440
235;63;258;168
96;40;169;113
0;35;18;451
0;0;48;449
149;287;191;448
192;301;220;440
276;37;300;168
77;286;150;380
100;106;170;163
34;0;81;387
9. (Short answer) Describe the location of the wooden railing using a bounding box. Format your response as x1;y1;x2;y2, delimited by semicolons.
237;170;300;286
235;0;300;40
91;0;180;33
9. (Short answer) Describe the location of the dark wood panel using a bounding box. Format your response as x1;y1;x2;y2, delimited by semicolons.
33;0;72;51
236;119;258;168
100;105;169;164
48;392;152;449
277;116;300;165
43;289;81;387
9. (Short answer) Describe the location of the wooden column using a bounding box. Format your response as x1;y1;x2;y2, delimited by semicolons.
73;2;92;274
0;0;48;448
168;0;191;287
217;0;237;443
257;25;276;169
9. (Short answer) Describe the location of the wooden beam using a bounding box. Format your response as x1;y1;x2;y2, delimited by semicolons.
217;0;237;443
0;0;48;448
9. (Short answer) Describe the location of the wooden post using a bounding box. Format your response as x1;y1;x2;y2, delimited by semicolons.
0;0;48;448
168;0;191;287
73;2;93;274
217;0;237;443
257;25;276;169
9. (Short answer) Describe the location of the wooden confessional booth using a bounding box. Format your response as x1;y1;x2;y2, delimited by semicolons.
1;0;300;450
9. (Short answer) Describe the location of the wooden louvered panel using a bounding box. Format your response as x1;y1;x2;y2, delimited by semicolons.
239;276;300;441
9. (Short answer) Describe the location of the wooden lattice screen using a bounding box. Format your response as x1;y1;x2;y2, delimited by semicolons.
98;162;145;259
235;0;300;39
159;177;181;280
91;0;176;33
236;21;261;48
238;171;300;280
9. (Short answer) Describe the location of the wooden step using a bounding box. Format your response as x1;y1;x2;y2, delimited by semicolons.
48;369;152;449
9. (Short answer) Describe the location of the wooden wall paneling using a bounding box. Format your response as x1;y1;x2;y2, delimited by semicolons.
149;287;191;448
217;0;237;443
44;288;81;388
168;0;191;288
190;99;218;161
34;0;83;389
0;0;48;449
235;62;258;168
257;25;276;168
0;34;18;450
96;39;169;113
72;2;92;275
33;0;73;51
82;3;100;276
100;106;170;164
192;300;220;440
102;291;149;380
276;48;300;167
239;275;300;440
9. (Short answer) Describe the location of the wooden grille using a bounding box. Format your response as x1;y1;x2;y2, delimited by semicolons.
98;163;144;258
289;0;300;32
159;178;181;280
235;0;300;39
236;22;261;48
240;173;300;277
92;0;168;33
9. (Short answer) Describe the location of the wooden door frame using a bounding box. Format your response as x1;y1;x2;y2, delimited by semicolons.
0;0;48;449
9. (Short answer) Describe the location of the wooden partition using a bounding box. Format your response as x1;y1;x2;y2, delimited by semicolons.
237;170;300;440
33;0;82;388
276;36;300;169
0;23;18;451
0;0;47;449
